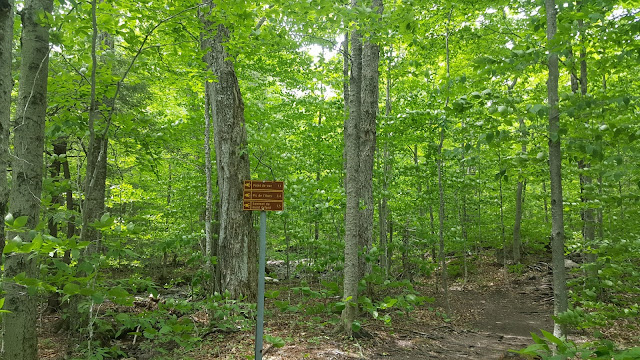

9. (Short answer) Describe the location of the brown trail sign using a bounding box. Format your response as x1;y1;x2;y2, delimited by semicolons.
243;180;284;212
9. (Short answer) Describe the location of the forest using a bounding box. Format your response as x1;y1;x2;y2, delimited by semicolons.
0;0;639;359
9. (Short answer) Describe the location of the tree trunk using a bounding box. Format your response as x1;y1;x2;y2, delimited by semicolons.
46;140;68;313
80;0;111;257
341;0;363;335
62;140;74;264
204;81;214;292
342;32;349;176
80;135;108;254
358;2;380;287
3;0;52;358
342;0;381;334
545;0;568;339
201;4;257;299
0;0;13;261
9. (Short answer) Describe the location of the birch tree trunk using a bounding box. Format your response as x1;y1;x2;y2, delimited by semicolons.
201;4;257;299
3;0;52;358
0;0;13;260
545;0;568;339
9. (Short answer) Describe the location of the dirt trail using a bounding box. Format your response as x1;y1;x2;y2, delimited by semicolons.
264;262;555;360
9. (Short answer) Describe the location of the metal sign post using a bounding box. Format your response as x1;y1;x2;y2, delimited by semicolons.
243;180;283;360
255;210;266;360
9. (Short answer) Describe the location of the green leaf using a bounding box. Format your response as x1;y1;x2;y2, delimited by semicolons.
264;334;285;348
351;320;361;333
332;302;346;312
108;286;130;299
91;292;105;304
265;290;280;299
100;213;111;223
540;329;568;353
13;216;28;228
63;283;81;295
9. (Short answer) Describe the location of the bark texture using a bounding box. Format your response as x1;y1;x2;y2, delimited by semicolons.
0;0;13;259
3;0;52;358
80;135;108;254
201;4;257;299
341;1;362;334
545;0;568;339
359;2;380;285
342;0;382;335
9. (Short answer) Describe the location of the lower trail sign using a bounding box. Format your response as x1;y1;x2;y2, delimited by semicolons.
243;180;284;360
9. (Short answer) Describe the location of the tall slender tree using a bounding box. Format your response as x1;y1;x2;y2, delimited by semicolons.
342;0;363;335
545;0;568;339
80;0;111;256
359;0;382;286
2;0;53;358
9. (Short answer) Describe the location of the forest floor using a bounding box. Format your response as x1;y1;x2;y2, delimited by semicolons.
249;256;554;360
39;253;634;360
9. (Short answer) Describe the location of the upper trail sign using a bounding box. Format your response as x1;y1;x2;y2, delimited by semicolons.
243;180;284;212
